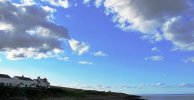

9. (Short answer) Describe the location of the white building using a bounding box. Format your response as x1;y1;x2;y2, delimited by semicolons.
34;77;50;88
13;76;36;88
0;74;50;88
0;74;13;86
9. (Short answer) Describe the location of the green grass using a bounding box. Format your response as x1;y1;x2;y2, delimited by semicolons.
0;86;143;100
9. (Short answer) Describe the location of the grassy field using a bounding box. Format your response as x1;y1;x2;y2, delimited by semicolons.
0;86;144;100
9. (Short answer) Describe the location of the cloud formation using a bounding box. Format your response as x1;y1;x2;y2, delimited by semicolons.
57;56;69;61
97;0;194;51
83;0;91;5
136;83;194;88
78;61;93;65
94;0;103;7
91;51;107;57
163;16;194;51
151;47;160;52
42;0;69;9
69;39;90;55
177;83;194;88
68;82;194;92
139;83;170;88
183;56;194;63
0;0;69;60
19;0;35;6
144;55;164;61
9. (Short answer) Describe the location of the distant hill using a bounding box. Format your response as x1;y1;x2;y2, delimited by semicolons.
0;86;144;100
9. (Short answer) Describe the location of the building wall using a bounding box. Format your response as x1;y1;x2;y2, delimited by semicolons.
0;76;50;88
0;77;18;86
13;77;36;88
35;79;50;88
0;78;11;86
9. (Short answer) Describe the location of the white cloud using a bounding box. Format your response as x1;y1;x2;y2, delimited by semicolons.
41;6;56;21
42;0;69;9
70;82;194;91
41;6;56;13
20;0;35;6
65;15;71;18
99;0;194;50
154;33;163;42
0;22;14;32
91;51;107;57
0;0;5;3
94;0;103;7
83;0;91;5
0;1;69;60
163;16;194;51
139;82;194;88
69;39;90;55
6;48;64;60
144;55;164;61
58;56;69;61
151;47;160;52
140;83;169;88
183;56;194;63
104;0;189;32
78;61;93;65
177;83;194;88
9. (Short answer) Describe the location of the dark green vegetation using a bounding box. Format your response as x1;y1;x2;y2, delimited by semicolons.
0;86;144;100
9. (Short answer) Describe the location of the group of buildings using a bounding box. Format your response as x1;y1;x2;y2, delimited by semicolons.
0;74;50;88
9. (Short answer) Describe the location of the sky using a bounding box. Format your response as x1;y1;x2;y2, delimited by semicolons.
0;0;194;94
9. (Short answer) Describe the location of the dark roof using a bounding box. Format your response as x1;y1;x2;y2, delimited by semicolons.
15;76;33;81
0;74;11;78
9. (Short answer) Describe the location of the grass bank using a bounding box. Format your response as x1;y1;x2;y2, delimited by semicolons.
0;86;144;100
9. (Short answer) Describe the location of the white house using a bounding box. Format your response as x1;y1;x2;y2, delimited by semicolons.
0;74;14;86
34;77;50;88
0;74;50;88
13;76;36;88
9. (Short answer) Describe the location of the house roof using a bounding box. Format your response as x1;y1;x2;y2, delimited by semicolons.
35;79;47;82
15;76;33;81
0;74;11;78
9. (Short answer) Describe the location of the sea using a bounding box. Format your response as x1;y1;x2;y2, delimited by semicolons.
141;94;194;100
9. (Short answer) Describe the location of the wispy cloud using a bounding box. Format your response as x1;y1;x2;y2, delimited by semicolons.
94;0;103;7
65;15;71;18
140;83;194;88
183;56;194;63
42;0;69;9
177;83;194;88
58;56;69;61
78;61;93;65
144;55;164;61
151;47;160;52
69;39;90;55
139;83;170;88
19;0;35;6
91;51;107;57
66;82;194;92
82;0;91;5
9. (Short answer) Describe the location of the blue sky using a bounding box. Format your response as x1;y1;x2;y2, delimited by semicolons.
1;0;194;94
